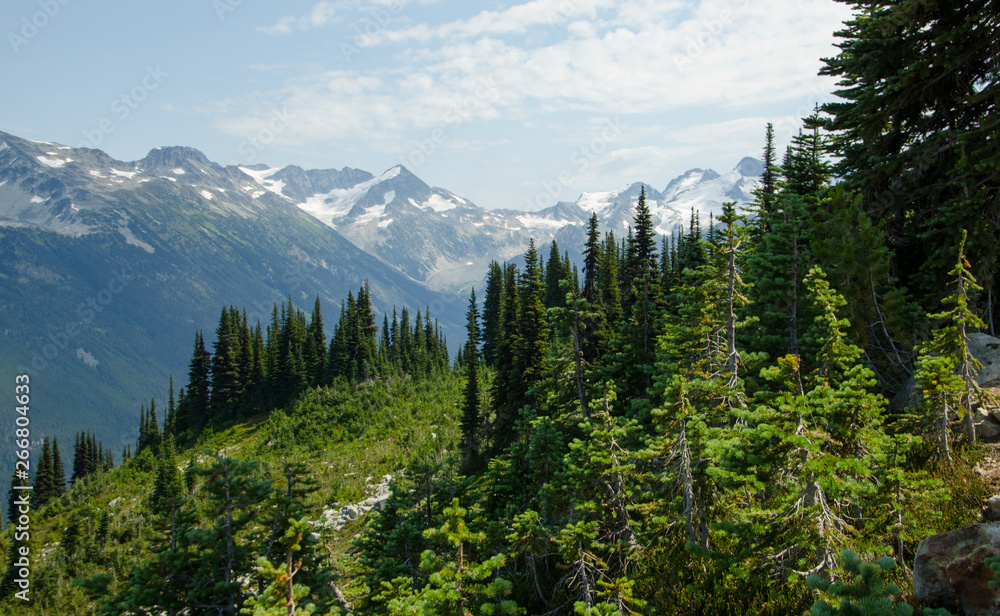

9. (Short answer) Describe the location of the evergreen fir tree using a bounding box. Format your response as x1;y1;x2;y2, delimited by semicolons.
33;438;55;508
51;437;65;498
306;295;327;387
460;288;483;473
211;307;244;420
821;0;1000;317
178;330;211;433
600;232;623;330
915;230;988;460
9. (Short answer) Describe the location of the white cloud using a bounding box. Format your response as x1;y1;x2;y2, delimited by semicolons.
370;0;621;44
218;0;854;206
258;1;340;35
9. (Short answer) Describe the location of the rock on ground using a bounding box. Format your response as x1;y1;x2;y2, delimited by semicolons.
913;523;1000;615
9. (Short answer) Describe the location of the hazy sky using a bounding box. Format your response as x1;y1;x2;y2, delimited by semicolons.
1;0;853;210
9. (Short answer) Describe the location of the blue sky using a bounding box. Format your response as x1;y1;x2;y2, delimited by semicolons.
1;0;853;210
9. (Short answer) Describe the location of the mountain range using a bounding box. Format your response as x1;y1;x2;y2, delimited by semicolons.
243;157;763;292
0;131;460;474
0;128;761;478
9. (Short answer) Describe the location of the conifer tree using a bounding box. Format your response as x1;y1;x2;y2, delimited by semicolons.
544;240;568;310
514;241;550;403
178;330;211;433
808;550;914;616
211;307;244;420
599;232;623;330
821;0;1000;316
605;194;662;416
5;472;19;527
754;122;779;220
33;438;55;508
149;399;161;450
71;432;85;485
165;376;176;437
583;214;602;304
51;437;65;498
482;261;505;368
461;288;483;472
490;263;523;452
384;499;519;616
306;295;326;387
915;230;988;459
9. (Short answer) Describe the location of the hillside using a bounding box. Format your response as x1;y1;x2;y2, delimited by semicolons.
0;131;463;487
0;372;462;615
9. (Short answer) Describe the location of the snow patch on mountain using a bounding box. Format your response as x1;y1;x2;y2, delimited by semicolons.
238;166;287;198
294;175;384;226
577;190;619;214
422;194;459;212
36;155;72;168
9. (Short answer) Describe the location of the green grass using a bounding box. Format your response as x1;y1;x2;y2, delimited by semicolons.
0;371;462;615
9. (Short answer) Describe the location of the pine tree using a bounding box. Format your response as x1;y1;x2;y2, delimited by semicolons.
149;399;161;450
583;214;602;304
808;550;914;616
514;241;550;404
604;196;664;416
384;499;519;616
544;240;568;310
821;0;1000;318
306;295;326;387
915;230;988;461
211;307;244;420
482;261;505;368
490;263;522;453
600;232;623;330
51;437;65;498
5;472;20;528
178;330;211;433
754;122;779;220
33;438;55;508
461;288;483;472
165;376;177;437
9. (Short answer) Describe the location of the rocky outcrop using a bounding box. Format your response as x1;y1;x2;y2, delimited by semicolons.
891;335;1000;441
913;523;1000;615
315;474;394;533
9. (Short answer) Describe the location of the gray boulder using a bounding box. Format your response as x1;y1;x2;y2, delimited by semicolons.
891;334;1000;414
913;523;1000;615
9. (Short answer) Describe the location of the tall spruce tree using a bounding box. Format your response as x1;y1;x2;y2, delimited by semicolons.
915;230;988;460
33;438;55;508
51;436;65;498
460;288;483;472
821;0;1000;321
178;330;211;433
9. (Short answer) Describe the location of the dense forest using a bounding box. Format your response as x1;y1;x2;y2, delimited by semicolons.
2;0;999;614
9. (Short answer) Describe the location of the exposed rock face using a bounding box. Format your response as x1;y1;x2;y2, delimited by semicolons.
979;416;1000;440
984;497;1000;523
913;523;1000;615
970;334;1000;388
891;335;1000;437
315;474;395;532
